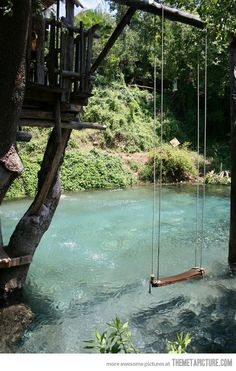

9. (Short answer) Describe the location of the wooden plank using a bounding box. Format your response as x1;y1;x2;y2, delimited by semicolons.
69;121;106;130
46;18;100;36
19;119;106;130
24;83;64;104
0;255;32;269
90;7;136;74
20;109;74;122
62;70;81;79
61;103;83;112
114;1;204;29
150;267;204;287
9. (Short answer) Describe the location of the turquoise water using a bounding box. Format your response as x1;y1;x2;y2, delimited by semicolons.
1;185;235;353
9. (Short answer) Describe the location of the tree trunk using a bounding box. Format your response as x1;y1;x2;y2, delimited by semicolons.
0;128;71;292
0;0;31;274
229;37;236;271
0;1;73;296
0;1;30;203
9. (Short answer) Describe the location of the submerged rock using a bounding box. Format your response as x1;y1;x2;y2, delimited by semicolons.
0;303;33;352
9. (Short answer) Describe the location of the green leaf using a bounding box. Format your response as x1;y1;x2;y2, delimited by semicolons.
122;321;129;330
95;329;101;341
111;342;121;353
83;339;95;344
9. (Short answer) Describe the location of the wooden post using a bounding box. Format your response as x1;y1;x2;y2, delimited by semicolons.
79;21;85;91
229;37;236;271
34;15;46;84
74;35;80;92
85;27;93;92
63;0;75;100
48;18;57;86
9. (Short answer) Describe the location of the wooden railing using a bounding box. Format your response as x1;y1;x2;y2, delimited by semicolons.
27;15;98;102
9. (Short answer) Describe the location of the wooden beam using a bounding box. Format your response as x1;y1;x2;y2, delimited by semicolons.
46;18;100;37
229;37;236;271
113;0;204;29
20;109;74;122
70;121;106;130
0;255;32;269
90;7;136;74
72;0;84;8
19;119;106;130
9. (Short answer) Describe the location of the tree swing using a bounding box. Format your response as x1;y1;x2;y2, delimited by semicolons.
149;6;207;291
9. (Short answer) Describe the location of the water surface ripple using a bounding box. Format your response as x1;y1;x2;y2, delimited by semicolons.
1;185;235;353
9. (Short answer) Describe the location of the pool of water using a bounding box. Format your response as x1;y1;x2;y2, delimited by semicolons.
1;185;235;353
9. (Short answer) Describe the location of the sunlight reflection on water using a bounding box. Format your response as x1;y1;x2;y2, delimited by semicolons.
1;185;235;353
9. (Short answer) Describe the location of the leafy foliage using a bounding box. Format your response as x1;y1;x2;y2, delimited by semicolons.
142;144;197;182
61;149;135;191
167;332;192;354
205;171;231;185
83;316;138;353
83;82;155;153
7;155;41;199
6;148;136;199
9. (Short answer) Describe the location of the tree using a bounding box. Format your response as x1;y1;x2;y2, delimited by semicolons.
0;0;75;297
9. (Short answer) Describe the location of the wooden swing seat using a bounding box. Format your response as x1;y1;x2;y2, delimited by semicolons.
150;267;204;287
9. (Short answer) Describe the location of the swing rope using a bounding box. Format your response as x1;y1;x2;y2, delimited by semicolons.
200;32;208;268
150;14;206;290
156;5;165;280
195;53;200;268
151;16;157;277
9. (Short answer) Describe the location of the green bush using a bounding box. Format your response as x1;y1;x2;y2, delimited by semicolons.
6;149;135;200
205;171;231;185
141;144;197;182
60;149;135;191
6;155;41;199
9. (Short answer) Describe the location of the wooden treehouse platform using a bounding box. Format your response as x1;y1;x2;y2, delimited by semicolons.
19;9;102;140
